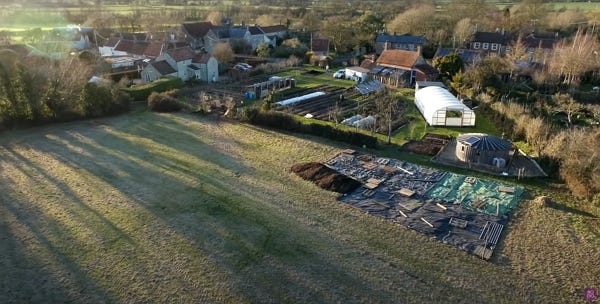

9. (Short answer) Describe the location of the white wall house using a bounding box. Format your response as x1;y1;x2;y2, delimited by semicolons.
190;54;219;82
142;48;219;83
157;47;196;81
141;61;177;83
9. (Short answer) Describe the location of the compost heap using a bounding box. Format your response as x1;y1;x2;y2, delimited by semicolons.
291;162;361;193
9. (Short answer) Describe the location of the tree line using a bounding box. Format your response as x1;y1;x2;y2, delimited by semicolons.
0;50;130;129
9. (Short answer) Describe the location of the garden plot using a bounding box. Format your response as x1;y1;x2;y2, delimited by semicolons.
325;151;523;260
402;133;452;156
275;86;367;121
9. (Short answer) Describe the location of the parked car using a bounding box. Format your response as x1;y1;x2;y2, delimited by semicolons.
333;69;345;79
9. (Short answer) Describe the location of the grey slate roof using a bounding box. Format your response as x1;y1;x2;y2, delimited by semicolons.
472;31;511;44
376;33;426;45
152;60;176;75
248;26;264;35
458;133;512;151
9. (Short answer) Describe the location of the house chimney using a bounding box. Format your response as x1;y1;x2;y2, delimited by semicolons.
384;41;391;51
416;45;421;55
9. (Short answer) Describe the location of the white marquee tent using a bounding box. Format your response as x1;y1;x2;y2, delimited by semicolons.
414;86;475;126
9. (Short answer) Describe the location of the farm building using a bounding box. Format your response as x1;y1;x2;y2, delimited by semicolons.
455;133;513;168
345;66;370;82
414;86;475;126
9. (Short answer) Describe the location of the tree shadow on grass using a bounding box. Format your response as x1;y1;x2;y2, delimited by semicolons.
544;200;598;218
0;111;545;303
0;184;115;303
4;113;459;303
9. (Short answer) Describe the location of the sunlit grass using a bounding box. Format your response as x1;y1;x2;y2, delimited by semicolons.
0;110;597;303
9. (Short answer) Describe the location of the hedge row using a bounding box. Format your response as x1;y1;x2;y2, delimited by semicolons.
124;77;184;101
243;109;378;148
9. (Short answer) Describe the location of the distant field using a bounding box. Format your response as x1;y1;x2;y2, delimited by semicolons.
2;1;599;30
1;109;598;303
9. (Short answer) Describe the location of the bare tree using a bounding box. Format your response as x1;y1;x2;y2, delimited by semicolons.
301;12;321;33
212;42;234;64
224;96;237;117
388;4;436;37
547;30;600;87
545;128;600;198
320;16;355;53
524;116;551;157
328;101;342;125
545;10;588;33
511;0;550;33
453;18;475;48
553;93;582;126
375;89;400;144
255;14;276;26
206;11;223;26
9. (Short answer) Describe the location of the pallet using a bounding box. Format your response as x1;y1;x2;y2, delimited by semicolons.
479;221;504;246
449;217;468;229
474;245;493;260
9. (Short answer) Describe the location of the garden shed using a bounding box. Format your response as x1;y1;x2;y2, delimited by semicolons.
455;133;513;167
414;86;475;126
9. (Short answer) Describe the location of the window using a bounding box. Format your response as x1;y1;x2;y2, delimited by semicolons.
491;43;498;51
482;43;489;50
473;42;481;49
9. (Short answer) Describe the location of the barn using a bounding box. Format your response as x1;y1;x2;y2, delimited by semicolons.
414;86;475;126
455;133;513;168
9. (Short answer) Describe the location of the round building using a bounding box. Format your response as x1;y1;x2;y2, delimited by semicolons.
455;133;513;168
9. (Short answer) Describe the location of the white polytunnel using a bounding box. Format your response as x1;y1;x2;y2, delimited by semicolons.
414;86;475;127
276;92;326;106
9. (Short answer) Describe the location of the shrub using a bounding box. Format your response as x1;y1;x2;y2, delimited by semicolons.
125;77;183;101
245;110;377;148
147;92;183;112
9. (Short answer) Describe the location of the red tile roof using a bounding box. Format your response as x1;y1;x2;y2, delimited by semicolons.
376;49;421;70
193;53;213;64
114;39;134;53
144;42;164;58
182;21;213;39
165;46;196;62
360;59;377;70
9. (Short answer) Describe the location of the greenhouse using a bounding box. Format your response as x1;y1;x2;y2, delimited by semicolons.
414;86;475;127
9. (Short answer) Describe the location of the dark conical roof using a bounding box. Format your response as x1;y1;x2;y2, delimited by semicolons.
457;133;512;151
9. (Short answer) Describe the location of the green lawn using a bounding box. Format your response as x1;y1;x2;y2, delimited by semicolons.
0;110;598;303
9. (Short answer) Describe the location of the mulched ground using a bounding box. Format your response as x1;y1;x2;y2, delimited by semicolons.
402;133;452;156
291;162;361;194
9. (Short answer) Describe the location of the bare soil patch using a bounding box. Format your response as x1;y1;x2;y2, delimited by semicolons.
291;162;360;193
402;133;451;156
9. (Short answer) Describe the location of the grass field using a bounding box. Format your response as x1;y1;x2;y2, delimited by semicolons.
0;109;599;303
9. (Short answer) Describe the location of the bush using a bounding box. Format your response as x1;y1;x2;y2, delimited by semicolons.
147;91;183;112
125;77;183;101
244;110;377;148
